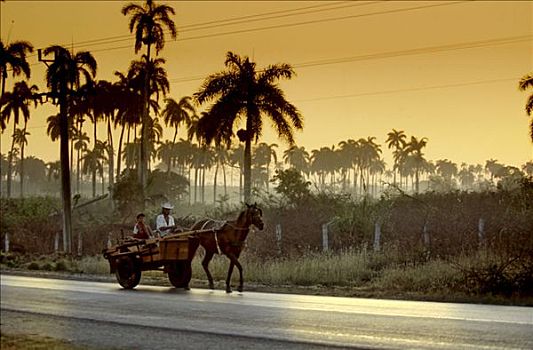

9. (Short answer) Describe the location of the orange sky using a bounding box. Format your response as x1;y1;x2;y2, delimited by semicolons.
1;0;532;167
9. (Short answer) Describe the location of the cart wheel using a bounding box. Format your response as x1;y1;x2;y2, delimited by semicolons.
115;256;141;289
167;261;192;289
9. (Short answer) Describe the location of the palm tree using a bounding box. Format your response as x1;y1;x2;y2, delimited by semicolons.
213;144;229;201
162;96;195;144
122;0;177;191
156;140;174;173
283;145;310;175
0;40;33;97
338;139;361;192
358;137;382;194
113;70;142;179
386;129;407;186
518;73;533;141
82;140;107;197
46;160;61;182
229;144;245;200
72;128;90;193
310;146;335;188
404;136;428;193
43;45;97;253
485;159;501;183
161;96;195;172
458;164;475;190
126;57;169;173
436;159;458;180
195;52;303;202
0;81;38;197
253;142;278;191
12;127;30;197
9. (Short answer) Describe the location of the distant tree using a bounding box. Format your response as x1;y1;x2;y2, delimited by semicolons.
272;168;311;203
522;161;533;177
283;145;310;175
0;81;38;197
20;156;47;185
518;73;533;141
436;159;458;181
404;136;428;193
386;129;407;186
253;142;278;191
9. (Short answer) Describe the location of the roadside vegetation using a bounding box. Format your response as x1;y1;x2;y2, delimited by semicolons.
0;333;93;350
1;0;532;307
2;172;532;305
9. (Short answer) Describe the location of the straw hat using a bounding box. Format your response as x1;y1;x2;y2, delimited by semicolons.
161;202;174;210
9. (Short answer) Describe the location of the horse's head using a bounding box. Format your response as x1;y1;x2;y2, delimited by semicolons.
246;203;264;230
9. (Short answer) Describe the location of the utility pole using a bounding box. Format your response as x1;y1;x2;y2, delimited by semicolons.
38;48;73;254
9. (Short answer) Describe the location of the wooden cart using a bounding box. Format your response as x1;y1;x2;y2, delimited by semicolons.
102;230;207;289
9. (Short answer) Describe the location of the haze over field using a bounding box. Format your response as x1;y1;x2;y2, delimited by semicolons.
1;0;531;167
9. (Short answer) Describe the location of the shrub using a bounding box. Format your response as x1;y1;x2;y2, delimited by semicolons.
27;262;40;270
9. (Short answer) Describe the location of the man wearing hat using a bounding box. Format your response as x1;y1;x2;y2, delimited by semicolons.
156;202;177;237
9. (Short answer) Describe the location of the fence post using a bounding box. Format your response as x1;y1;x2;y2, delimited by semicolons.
275;223;282;255
322;224;329;252
54;231;59;253
77;232;82;257
423;222;430;246
478;218;485;245
5;233;9;253
373;221;381;252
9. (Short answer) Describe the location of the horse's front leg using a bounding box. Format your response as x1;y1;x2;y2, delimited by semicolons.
225;253;243;293
202;250;215;289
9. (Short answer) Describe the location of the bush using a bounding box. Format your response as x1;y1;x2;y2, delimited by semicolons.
27;262;40;270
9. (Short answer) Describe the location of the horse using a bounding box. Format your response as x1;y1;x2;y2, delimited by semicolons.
189;203;264;293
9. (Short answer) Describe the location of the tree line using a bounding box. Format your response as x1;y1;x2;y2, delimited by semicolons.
1;1;532;253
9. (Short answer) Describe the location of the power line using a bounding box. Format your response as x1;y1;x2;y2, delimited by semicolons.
25;1;376;55
23;76;520;132
24;1;467;58
294;77;520;103
168;35;532;84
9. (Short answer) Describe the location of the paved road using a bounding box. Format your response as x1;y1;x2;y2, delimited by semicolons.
1;275;532;349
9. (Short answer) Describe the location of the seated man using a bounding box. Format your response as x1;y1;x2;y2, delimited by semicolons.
156;202;179;237
132;213;153;239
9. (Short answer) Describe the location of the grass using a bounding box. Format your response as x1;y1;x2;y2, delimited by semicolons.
2;249;532;305
0;333;92;350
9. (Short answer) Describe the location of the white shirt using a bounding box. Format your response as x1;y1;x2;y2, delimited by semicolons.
156;214;175;237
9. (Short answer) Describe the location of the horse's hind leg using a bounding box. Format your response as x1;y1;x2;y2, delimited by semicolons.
202;250;215;289
226;261;234;293
225;253;243;293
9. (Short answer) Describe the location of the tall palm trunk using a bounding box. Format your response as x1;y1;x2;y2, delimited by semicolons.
415;167;420;193
201;167;206;204
76;147;81;193
7;122;16;198
107;117;114;197
59;87;72;253
194;167;198;203
139;43;152;202
116;123;125;180
92;118;97;198
19;123;28;198
243;126;253;203
222;163;227;197
213;162;219;203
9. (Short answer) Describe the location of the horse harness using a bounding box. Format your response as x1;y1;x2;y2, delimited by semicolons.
199;219;249;255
